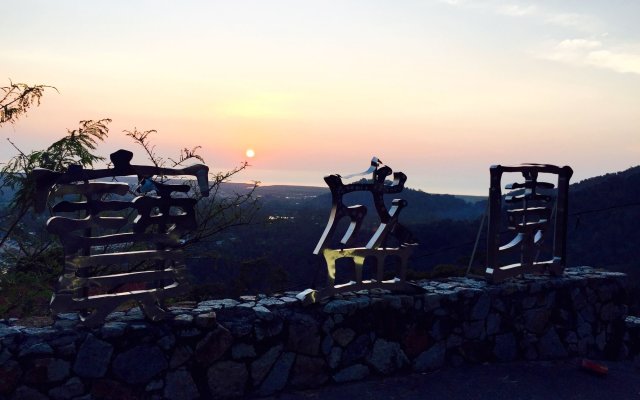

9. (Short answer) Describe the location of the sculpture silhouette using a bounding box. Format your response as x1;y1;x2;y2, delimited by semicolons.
298;157;421;303
485;163;573;283
32;149;209;326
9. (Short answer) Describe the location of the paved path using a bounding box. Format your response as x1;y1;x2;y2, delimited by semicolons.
268;359;640;400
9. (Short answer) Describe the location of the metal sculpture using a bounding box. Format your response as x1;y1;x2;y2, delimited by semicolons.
32;149;209;326
298;157;421;304
485;163;573;283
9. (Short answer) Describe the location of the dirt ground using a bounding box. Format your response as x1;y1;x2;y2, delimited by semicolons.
269;359;640;400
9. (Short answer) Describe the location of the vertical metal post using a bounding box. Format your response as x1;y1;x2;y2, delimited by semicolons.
554;166;573;267
485;165;503;278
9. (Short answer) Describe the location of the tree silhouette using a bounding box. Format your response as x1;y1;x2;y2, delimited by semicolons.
0;80;56;125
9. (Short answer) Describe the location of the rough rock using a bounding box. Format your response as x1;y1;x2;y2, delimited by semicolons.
0;348;12;364
366;339;409;374
232;343;256;359
288;314;321;356
402;326;430;358
423;294;441;311
146;379;163;391
26;358;70;384
157;334;176;351
321;336;333;358
430;319;447;341
195;312;217;329
73;334;113;378
258;352;296;395
170;345;193;369
258;297;284;307
332;328;356;347
19;342;54;358
101;322;127;339
199;299;239;308
91;379;137;400
471;294;491;320
342;334;371;365
253;305;273;320
486;313;501;335
524;309;551;334
328;346;343;369
251;344;283;385
600;303;620;321
195;325;233;365
333;364;370;383
48;377;84;400
113;345;168;384
164;369;199;400
324;299;358;314
172;314;194;327
538;328;568;359
290;355;328;388
207;361;248;399
463;320;485;340
0;360;21;394
10;386;48;400
254;318;283;340
414;342;446;372
494;333;517;361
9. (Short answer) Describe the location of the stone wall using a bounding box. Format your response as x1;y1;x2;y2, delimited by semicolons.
0;267;633;400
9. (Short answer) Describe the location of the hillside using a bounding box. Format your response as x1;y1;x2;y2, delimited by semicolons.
2;166;639;303
567;165;640;275
192;165;640;297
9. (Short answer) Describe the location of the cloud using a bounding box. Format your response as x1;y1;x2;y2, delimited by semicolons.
436;1;638;76
436;0;602;33
544;13;603;33
496;4;537;17
586;50;640;75
540;38;640;75
556;39;602;50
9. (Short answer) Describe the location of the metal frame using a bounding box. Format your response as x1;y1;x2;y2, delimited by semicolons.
33;149;209;326
298;157;421;304
485;163;573;283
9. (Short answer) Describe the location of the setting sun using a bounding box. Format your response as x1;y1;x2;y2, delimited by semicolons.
246;148;255;158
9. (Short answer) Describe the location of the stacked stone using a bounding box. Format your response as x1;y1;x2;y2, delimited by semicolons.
626;315;640;368
0;267;632;399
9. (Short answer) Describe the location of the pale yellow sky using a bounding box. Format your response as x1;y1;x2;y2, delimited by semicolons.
2;1;639;194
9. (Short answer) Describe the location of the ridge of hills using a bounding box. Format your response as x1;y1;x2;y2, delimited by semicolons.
567;165;640;275
2;165;639;303
188;164;640;300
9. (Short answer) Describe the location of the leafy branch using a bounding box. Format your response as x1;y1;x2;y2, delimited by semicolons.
124;128;206;169
187;164;260;247
0;80;57;125
0;119;111;249
124;128;162;168
125;127;260;248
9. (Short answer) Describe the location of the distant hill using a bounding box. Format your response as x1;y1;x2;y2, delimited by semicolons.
3;166;639;301
567;165;640;275
260;184;486;224
454;194;486;204
222;166;640;293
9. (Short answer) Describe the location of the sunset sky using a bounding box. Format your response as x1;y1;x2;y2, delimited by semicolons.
2;0;639;195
